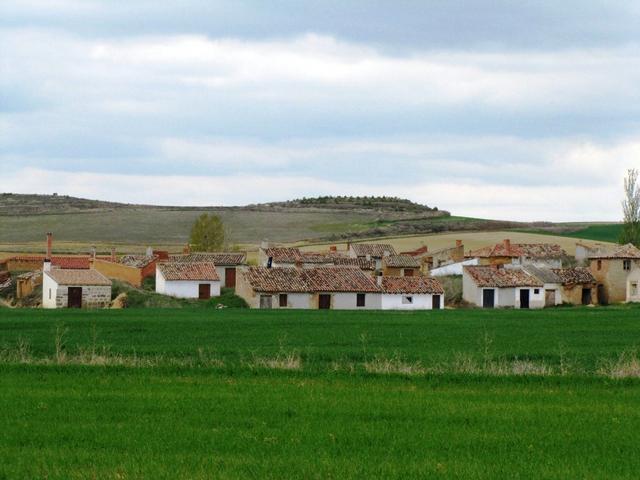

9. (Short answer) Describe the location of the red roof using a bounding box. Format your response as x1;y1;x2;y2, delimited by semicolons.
157;262;220;281
381;276;444;294
469;242;566;259
242;266;380;293
464;265;543;288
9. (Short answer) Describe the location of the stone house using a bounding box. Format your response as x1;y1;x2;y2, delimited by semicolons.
156;262;221;299
379;276;444;310
381;255;421;277
523;265;596;306
237;266;381;310
468;239;566;268
463;265;545;309
348;243;397;270
167;252;246;289
401;240;465;272
42;269;112;309
589;244;640;304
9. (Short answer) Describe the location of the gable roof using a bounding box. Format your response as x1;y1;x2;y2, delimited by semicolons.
332;257;377;270
588;243;640;259
157;262;220;281
469;242;566;259
522;265;562;284
464;265;543;288
381;276;444;294
350;243;397;258
382;255;421;269
45;269;111;286
168;252;246;265
242;266;380;293
263;247;304;263
551;267;596;285
118;255;158;268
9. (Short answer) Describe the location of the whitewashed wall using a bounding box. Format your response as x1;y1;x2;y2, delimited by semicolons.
331;292;381;310
380;293;441;310
156;270;221;298
432;258;478;277
42;273;58;309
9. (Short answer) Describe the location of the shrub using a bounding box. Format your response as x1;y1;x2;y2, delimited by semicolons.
439;275;462;306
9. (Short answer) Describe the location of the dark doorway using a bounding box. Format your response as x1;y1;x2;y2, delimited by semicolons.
482;289;495;309
260;295;272;309
597;284;607;305
432;295;441;310
581;288;592;305
67;287;82;308
225;268;237;289
519;289;530;309
318;294;331;310
404;269;415;277
198;283;211;300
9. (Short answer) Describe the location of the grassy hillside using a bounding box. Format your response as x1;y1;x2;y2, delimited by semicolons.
1;308;640;478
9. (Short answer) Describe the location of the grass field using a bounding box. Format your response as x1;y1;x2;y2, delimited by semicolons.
1;308;640;478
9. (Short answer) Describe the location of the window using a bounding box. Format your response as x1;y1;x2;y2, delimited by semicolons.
631;282;638;297
356;293;366;307
534;289;540;295
597;260;602;271
48;289;52;300
279;294;288;308
402;296;414;305
623;260;632;271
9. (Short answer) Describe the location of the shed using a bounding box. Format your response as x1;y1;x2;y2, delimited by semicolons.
379;276;444;310
463;265;544;309
156;262;221;299
42;269;112;309
168;252;246;288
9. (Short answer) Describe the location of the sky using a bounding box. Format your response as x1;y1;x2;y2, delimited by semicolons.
2;1;640;221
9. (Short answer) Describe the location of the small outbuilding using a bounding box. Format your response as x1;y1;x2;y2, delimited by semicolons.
463;265;544;309
379;276;444;310
168;252;247;288
42;269;112;309
156;262;221;299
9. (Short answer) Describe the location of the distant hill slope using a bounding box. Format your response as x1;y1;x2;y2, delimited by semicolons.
0;193;619;246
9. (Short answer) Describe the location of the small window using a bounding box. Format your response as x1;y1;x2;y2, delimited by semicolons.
402;296;414;305
279;294;288;308
356;293;366;307
534;289;540;295
49;289;52;300
631;282;638;297
623;260;631;271
597;260;602;271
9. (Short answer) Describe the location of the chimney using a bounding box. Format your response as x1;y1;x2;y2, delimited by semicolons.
261;240;269;250
43;232;52;271
146;246;153;257
91;246;96;260
111;247;116;262
377;276;383;286
330;246;337;252
503;239;511;252
456;240;463;248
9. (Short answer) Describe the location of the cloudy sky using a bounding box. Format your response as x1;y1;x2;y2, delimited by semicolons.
2;1;639;221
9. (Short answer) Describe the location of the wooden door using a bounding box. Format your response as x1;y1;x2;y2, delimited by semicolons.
432;295;441;310
581;288;592;305
519;289;530;309
545;289;555;307
318;294;331;310
67;287;82;308
225;268;237;289
198;283;211;300
482;289;495;309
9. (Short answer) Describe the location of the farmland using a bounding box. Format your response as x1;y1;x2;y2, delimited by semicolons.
1;307;640;478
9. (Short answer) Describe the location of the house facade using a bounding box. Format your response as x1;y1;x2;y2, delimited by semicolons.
588;244;640;304
348;243;397;270
468;239;566;268
92;254;158;288
42;268;112;309
381;255;421;277
463;265;545;309
379;276;444;310
156;262;221;299
167;252;246;288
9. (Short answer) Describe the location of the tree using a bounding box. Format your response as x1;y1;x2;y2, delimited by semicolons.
620;169;640;246
189;213;225;252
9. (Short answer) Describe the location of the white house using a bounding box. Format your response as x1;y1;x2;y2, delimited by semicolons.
379;276;444;310
42;268;112;309
156;262;221;299
167;252;246;289
463;265;545;309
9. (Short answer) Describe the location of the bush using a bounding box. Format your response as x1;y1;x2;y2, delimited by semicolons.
142;276;156;291
439;275;463;306
207;288;249;309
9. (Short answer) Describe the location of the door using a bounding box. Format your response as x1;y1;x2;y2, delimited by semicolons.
318;294;331;310
597;284;607;305
198;283;211;300
67;287;82;308
482;289;495;309
581;288;592;305
432;295;441;310
545;289;555;307
260;295;273;309
519;289;530;309
225;268;237;289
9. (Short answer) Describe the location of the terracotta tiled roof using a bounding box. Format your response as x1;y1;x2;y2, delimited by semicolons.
400;246;429;257
469;242;566;259
332;257;377;270
551;267;596;285
464;266;543;288
381;276;444;294
45;269;111;286
168;252;246;265
382;255;421;269
9;255;94;269
299;252;336;264
242;266;380;293
118;255;158;268
588;243;640;259
157;262;220;281
303;267;380;293
350;243;397;258
264;248;304;263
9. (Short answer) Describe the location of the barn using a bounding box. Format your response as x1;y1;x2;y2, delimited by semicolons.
156;262;221;299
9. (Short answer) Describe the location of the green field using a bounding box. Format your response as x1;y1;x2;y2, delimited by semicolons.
1;308;640;478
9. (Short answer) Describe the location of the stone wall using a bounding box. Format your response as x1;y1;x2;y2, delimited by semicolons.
55;285;112;308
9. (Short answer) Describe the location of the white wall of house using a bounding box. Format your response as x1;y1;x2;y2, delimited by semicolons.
541;283;562;306
156;271;221;298
431;258;479;277
514;287;545;309
380;293;442;310
330;292;381;310
42;273;58;309
256;292;312;309
627;267;640;303
462;270;544;309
